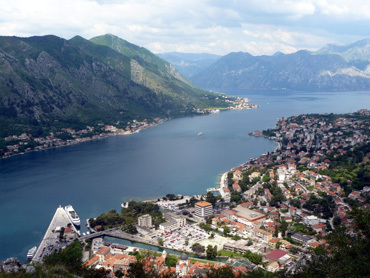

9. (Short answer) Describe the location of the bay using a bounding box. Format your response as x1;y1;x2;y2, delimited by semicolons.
0;90;369;262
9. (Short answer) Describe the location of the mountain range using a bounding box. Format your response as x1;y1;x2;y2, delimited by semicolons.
156;52;221;79
160;39;370;91
0;34;232;139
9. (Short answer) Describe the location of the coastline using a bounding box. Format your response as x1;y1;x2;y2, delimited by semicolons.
1;99;258;161
0;118;168;161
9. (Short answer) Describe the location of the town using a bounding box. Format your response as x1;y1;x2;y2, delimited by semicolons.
83;109;369;276
1;109;368;277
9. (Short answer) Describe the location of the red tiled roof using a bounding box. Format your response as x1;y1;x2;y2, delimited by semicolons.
196;201;212;207
265;249;288;260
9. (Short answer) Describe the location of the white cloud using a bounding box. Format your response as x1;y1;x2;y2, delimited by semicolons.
0;0;368;55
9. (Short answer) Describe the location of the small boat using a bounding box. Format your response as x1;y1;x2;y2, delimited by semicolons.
64;205;81;226
197;132;203;136
27;246;37;260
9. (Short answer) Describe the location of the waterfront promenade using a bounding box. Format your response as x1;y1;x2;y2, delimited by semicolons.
32;206;79;263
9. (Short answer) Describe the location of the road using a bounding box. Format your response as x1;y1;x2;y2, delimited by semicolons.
79;228;151;245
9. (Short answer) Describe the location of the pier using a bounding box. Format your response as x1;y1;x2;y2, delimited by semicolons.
206;187;219;193
32;206;79;263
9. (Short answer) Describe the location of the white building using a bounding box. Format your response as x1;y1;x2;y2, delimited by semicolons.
159;217;186;232
194;201;213;218
303;215;319;226
277;169;286;182
138;214;152;227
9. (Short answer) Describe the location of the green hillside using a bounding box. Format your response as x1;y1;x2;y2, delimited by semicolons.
0;34;233;141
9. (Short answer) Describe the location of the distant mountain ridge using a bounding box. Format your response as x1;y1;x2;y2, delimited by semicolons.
0;34;232;139
313;39;370;62
190;39;370;91
156;52;221;79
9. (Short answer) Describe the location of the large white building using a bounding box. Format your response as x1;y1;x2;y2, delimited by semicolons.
138;214;152;227
159;217;186;232
303;215;319;226
194;201;213;218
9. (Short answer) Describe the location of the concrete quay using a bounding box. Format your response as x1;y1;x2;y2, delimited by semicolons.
32;205;79;263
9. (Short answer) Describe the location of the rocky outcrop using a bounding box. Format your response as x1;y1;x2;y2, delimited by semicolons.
0;257;36;275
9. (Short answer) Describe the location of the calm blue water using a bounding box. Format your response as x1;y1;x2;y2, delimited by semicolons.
0;90;369;261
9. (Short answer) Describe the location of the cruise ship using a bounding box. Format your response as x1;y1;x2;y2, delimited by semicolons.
27;246;37;260
64;205;81;226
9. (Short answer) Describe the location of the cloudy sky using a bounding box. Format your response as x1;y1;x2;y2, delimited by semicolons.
0;0;369;55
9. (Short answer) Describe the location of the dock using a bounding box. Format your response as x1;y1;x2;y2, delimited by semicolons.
32;205;80;263
206;187;219;193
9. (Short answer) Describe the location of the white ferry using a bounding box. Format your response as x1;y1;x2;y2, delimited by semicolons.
27;246;37;260
64;205;81;226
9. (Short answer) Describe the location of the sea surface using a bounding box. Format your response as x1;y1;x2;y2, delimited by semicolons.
0;90;369;261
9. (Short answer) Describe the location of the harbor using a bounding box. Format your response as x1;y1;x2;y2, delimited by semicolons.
31;206;80;263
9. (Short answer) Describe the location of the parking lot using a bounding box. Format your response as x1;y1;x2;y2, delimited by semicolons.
152;223;210;252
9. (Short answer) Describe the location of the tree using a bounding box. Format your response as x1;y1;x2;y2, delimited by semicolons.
206;266;235;278
290;246;299;254
206;192;217;205
125;223;138;234
223;226;231;236
199;222;212;232
115;269;124;278
166;194;177;201
59;227;65;242
158;238;164;246
206;245;215;259
253;198;258;206
206;245;217;259
165;254;178;267
243;250;263;265
127;260;149;278
191;243;205;255
206;215;214;224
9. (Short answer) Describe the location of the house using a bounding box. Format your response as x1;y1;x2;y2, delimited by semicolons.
84;256;100;268
96;247;110;262
233;170;242;181
291;233;314;245
264;249;291;265
289;206;297;216
250;172;261;180
232;182;242;192
268;238;280;248
254;228;273;242
266;261;280;272
279;239;292;251
239;201;253;208
312;224;326;233
265;189;273;201
303;215;319;226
